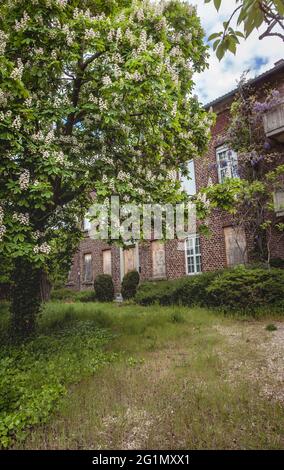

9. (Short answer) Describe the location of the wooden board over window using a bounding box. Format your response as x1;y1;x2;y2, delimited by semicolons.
224;226;247;267
123;247;136;275
83;253;93;282
103;249;112;276
151;241;166;279
274;190;284;216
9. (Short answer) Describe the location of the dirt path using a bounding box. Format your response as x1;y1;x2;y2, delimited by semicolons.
215;322;284;403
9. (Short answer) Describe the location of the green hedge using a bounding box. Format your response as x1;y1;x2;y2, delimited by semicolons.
121;270;140;300
135;267;284;313
50;288;79;302
207;267;284;312
94;274;114;302
76;290;97;303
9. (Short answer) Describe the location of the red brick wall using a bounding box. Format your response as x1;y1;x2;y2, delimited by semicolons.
67;235;121;292
194;68;284;271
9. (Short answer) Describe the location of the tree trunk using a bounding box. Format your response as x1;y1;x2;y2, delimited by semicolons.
10;258;42;339
40;270;52;302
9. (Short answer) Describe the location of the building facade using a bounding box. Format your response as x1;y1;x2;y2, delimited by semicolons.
68;60;284;293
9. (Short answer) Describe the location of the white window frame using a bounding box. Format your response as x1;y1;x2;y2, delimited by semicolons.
185;234;202;275
216;145;239;184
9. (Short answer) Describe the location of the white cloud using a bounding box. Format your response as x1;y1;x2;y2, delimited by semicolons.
192;0;283;104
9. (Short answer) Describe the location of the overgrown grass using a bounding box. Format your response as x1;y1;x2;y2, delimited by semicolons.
1;301;284;449
0;302;119;448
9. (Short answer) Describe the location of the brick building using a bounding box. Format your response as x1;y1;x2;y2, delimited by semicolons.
68;60;284;293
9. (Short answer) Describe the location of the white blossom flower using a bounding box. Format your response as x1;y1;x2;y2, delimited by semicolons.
34;47;44;56
0;224;6;242
0;89;7;106
13;212;29;226
24;96;33;107
0;30;8;55
54;151;65;164
98;98;108;112
11;59;24;81
62;24;75;46
153;42;164;56
19;169;30;190
85;29;99;40
33;242;51;254
137;30;147;53
136;8;145;22
155;18;167;31
11;116;22;130
116;28;122;42
14;11;30;32
102;75;112;86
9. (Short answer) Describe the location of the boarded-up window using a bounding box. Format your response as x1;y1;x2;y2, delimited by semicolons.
274;191;284;216
123;247;136;275
152;241;166;278
224;226;247;267
83;253;93;282
103;249;112;275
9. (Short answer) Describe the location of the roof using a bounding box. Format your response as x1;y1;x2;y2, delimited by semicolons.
204;59;284;110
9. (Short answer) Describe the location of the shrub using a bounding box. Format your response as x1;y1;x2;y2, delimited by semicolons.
206;266;284;312
135;272;218;307
176;271;219;307
94;275;114;302
135;279;181;306
76;290;97;303
121;271;140;300
270;258;284;269
50;288;78;302
136;267;284;314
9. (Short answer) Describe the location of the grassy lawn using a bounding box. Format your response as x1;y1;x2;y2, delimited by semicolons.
1;301;284;449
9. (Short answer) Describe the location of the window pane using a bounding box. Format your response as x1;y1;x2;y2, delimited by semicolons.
216;146;239;183
186;235;202;275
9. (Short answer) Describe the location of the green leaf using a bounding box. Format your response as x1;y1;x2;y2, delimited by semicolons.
208;32;221;41
213;0;222;11
274;0;284;16
216;43;225;61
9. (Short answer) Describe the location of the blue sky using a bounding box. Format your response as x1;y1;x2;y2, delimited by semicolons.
193;0;283;104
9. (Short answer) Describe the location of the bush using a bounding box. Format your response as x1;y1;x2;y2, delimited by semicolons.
50;288;78;302
135;279;183;306
206;266;284;312
270;258;284;269
94;275;114;302
121;270;140;300
76;290;97;303
135;267;284;314
135;272;218;307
